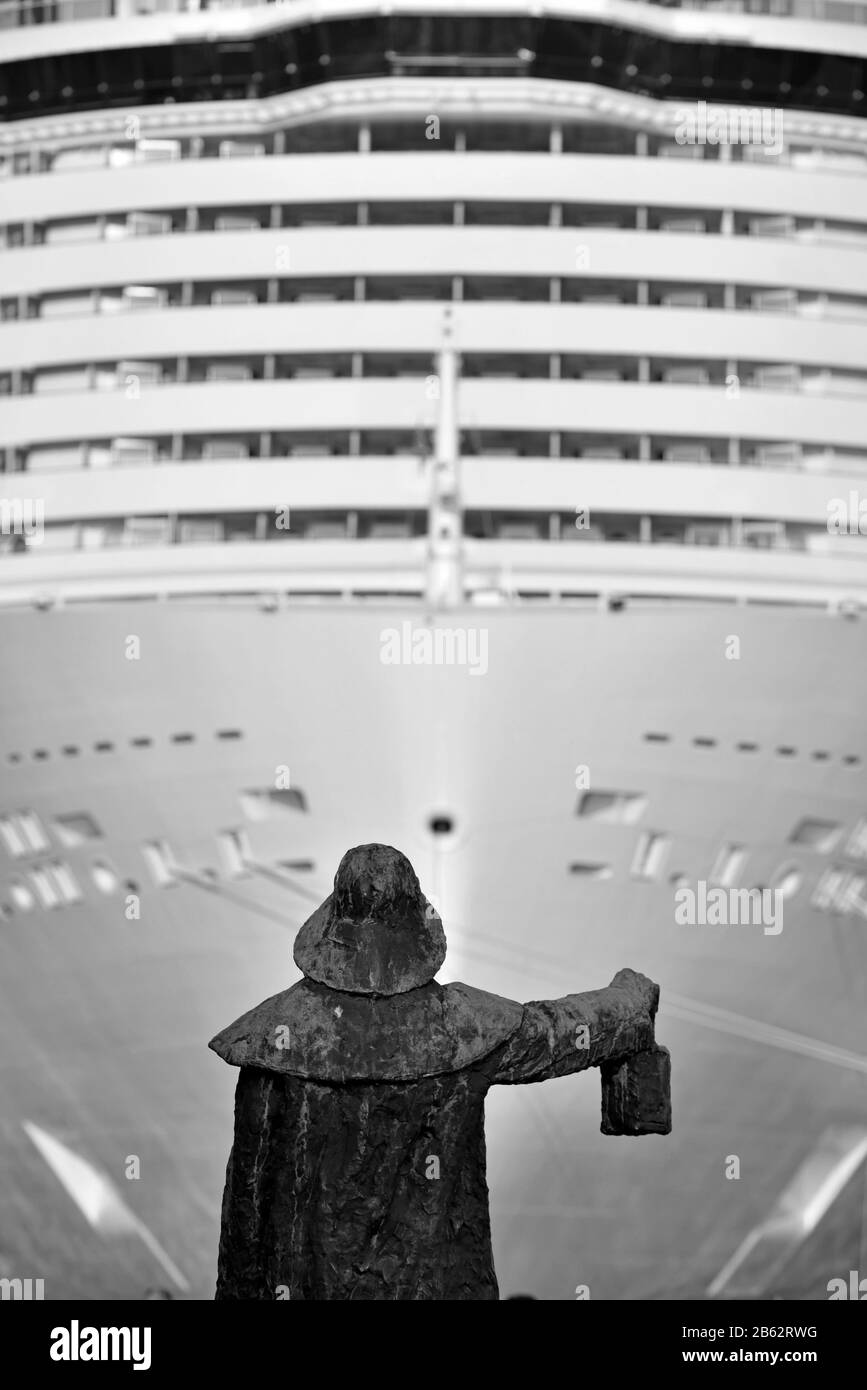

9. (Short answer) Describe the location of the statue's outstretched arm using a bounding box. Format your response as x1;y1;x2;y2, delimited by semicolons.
493;968;659;1085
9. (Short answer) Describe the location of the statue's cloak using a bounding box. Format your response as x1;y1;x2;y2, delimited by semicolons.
210;966;659;1300
209;978;523;1301
209;977;523;1082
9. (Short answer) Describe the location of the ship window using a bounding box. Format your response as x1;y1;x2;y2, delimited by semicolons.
54;813;102;847
811;867;867;917
367;202;453;226
51;146;109;173
282;277;354;304
656;213;711;235
772;864;802;900
631;833;670;881
283;123;360;154
200;440;250;462
569;863;613;879
0;817;27;858
576;791;647;825
366;277;450;301
357;431;416;456
369;119;451;151
368;518;413;539
218;830;250;878
134;139;181;164
123;212;174;239
29;866;61;910
464;122;550;152
463;276;549;302
0;811;49;857
218;140;267;159
177;519;225;544
140;845;174;889
563;206;636;231
209;287;260;307
789;819;843;853
92;861;120;893
656;362;713;388
27;444;86;472
44;862;82;906
462;353;548;379
111;437;158;468
240;788;307;819
845;820;867;859
9;878;35;912
43;218;102;246
281;203;357;228
39;295;94;322
204;362;254;384
122;518;171;547
710;845;747;888
562;124;635;156
121;286;165;312
214;213;265;234
656;288;711;311
463;202;549;226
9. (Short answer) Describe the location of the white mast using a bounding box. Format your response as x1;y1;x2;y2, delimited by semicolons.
426;308;463;609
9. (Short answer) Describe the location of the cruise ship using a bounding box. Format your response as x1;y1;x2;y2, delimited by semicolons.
1;0;866;1301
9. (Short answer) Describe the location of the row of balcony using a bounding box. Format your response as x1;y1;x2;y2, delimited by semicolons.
5;353;867;401
6;433;865;474
6;279;867;322
6;203;867;248
8;149;865;236
2;127;865;179
1;508;858;555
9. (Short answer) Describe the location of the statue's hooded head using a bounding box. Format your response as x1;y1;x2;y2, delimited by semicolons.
292;843;447;995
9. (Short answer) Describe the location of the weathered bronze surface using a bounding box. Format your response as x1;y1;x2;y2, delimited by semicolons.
212;843;670;1300
601;1042;673;1136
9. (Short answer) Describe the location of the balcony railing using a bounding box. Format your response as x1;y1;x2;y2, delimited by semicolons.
0;530;864;614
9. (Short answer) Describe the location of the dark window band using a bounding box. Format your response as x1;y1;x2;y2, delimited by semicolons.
0;15;861;123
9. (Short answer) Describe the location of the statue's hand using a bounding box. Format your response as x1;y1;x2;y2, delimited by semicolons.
609;967;660;1020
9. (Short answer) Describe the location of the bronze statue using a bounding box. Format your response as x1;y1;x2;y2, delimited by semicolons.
211;843;670;1300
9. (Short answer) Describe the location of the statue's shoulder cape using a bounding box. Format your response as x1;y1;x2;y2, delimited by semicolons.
208;978;523;1082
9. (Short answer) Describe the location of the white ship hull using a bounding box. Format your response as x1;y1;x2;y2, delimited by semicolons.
1;598;864;1299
